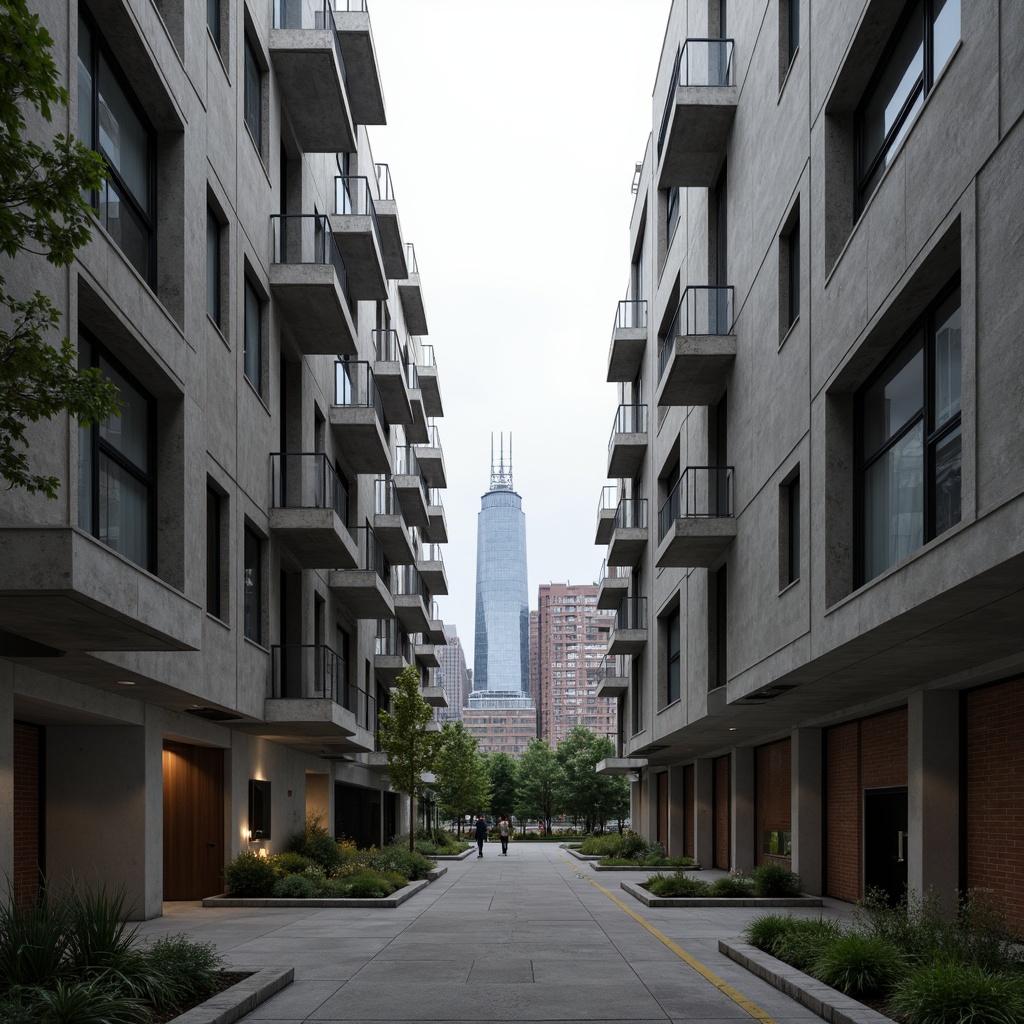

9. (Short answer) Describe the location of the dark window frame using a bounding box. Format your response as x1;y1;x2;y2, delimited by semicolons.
207;0;220;47
787;217;800;328
243;275;263;395
243;32;263;153
243;526;263;643
787;474;800;584
666;608;681;705
854;274;962;585
206;207;222;328
206;484;223;618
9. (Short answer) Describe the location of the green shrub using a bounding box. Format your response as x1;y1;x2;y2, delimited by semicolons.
224;852;278;897
0;884;71;988
744;914;801;955
383;871;409;891
366;844;433;881
143;935;223;1012
578;834;623;856
710;875;754;898
812;932;903;998
645;874;712;897
24;977;148;1024
749;863;802;898
285;816;343;872
774;917;843;971
319;879;351;898
272;875;321;899
888;960;1024;1024
269;852;313;877
344;871;397;899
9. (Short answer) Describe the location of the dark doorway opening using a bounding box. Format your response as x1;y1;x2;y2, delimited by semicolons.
864;786;908;904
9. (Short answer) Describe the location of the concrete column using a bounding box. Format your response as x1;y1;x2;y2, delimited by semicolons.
641;769;658;841
0;669;13;895
791;728;823;895
142;711;165;919
667;765;685;857
731;746;755;874
694;758;715;869
908;690;959;918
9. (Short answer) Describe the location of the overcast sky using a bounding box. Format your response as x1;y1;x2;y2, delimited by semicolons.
367;0;671;668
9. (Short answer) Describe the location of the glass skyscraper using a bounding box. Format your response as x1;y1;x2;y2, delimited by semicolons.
471;437;531;707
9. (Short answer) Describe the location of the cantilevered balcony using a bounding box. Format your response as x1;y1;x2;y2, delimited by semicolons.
607;300;648;382
424;488;448;544
329;360;391;473
607;498;649;568
405;361;429;443
372;163;407;278
0;527;201;654
413;636;441;671
270;0;355;152
595;654;628;699
657;286;736;406
264;643;375;753
597;559;630;610
417;343;443;418
398;242;428;335
392;564;430;634
270;214;356;356
607;404;648;479
657;38;737;187
657;466;736;567
374;618;409;685
424;602;446;645
393;447;429;528
332;0;386;125
331;175;387;299
420;679;446;703
372;329;413;424
607;597;648;656
416;423;446;488
373;476;414;565
595;485;618;546
417;543;448;596
269;453;357;569
328;527;394;619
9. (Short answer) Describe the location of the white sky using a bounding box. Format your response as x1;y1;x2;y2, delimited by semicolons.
367;0;671;668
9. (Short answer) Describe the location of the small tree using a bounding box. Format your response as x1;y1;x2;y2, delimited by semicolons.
1;0;120;497
377;666;442;852
556;727;625;833
434;722;490;836
515;739;562;832
486;751;518;821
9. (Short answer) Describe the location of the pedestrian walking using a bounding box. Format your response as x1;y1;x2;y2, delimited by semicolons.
474;813;487;857
498;816;511;855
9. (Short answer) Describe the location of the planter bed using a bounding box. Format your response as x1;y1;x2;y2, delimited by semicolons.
591;862;701;872
719;940;895;1024
563;846;602;861
204;867;445;909
620;881;822;909
169;966;293;1024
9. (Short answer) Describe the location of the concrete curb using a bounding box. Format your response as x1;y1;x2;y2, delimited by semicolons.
432;848;475;860
203;870;444;909
590;862;701;872
619;881;823;908
562;847;602;861
719;941;896;1024
170;966;293;1024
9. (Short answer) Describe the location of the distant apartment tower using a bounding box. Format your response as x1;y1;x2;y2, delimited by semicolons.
534;584;616;747
436;625;470;723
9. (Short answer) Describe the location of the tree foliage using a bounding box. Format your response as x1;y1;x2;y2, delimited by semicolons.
514;739;562;831
1;0;119;497
484;751;518;820
433;722;490;835
555;727;629;833
376;666;442;851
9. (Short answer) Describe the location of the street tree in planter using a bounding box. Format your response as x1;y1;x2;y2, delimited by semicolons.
434;721;490;836
485;751;518;822
515;739;562;833
377;665;442;853
556;727;625;833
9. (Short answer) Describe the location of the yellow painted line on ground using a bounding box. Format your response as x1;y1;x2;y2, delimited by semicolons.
559;854;777;1024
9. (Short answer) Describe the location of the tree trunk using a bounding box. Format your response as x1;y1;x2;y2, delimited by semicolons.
409;792;416;852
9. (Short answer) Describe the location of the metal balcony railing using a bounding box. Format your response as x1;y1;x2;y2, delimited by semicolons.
374;162;395;202
375;618;406;658
597;485;618;517
272;214;349;301
599;653;627;682
657;38;735;154
608;404;648;450
614;498;648;531
270;453;348;520
273;1;346;82
271;643;376;730
333;0;368;12
428;599;442;622
394;446;420;478
334;359;389;430
373;328;408;366
392;564;428;601
615;299;648;329
427;488;444;509
420;543;444;565
658;466;734;542
338;526;390;581
658;286;735;379
334;175;383;254
419;343;436;367
405;360;419;389
614;596;648;632
421;423;442;448
598;559;630;586
405;241;419;275
374;476;402;517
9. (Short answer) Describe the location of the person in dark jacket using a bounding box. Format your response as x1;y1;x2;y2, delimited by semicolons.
474;814;487;857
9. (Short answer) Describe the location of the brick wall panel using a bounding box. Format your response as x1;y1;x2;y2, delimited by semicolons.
756;738;792;865
13;723;42;910
714;755;730;869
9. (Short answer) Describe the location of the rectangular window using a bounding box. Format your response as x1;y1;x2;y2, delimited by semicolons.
206;486;222;618
243;34;262;152
709;566;727;691
207;208;221;327
666;609;681;705
856;279;961;583
243;277;262;394
243;527;262;642
787;474;800;584
666;187;680;248
77;333;156;571
788;0;799;65
787;218;800;328
77;13;155;283
207;0;220;47
856;0;960;211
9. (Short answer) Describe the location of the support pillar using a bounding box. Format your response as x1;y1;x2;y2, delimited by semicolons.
731;746;755;875
791;727;822;894
694;757;714;869
667;765;685;857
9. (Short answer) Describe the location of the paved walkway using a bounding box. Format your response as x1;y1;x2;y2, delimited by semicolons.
137;842;854;1024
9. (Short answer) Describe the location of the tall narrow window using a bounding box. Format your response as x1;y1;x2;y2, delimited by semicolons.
856;279;961;583
77;13;155;283
243;34;262;152
787;474;800;584
243;277;262;395
666;187;680;248
787;0;799;65
787;219;800;328
207;0;220;47
77;333;156;571
206;486;223;618
709;567;727;691
243;527;262;642
206;208;221;327
666;609;681;705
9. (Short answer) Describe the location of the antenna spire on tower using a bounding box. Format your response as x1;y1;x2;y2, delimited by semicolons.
489;431;514;491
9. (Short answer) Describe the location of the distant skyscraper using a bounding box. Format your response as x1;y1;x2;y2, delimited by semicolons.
436;625;469;723
471;435;531;706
